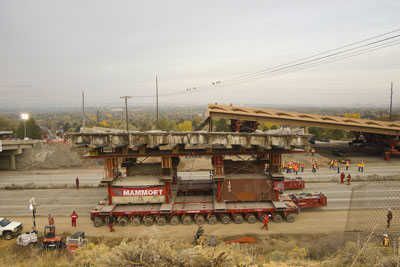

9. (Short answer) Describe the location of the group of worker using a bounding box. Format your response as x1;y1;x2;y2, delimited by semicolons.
282;161;305;175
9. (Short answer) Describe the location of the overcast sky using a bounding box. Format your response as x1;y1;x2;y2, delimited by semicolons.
0;0;399;109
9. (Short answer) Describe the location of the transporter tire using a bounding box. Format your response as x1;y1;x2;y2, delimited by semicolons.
170;216;179;226
247;214;257;224
119;217;129;227
195;215;205;225
221;215;230;224
273;214;283;223
156;216;167;226
131;216;141;226
234;214;243;224
93;217;104;227
144;216;154;226
208;216;217;225
182;216;192;225
285;213;296;223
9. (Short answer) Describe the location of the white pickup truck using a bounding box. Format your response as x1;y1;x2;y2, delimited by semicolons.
0;217;23;240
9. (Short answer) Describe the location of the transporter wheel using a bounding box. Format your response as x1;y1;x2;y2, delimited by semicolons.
170;216;179;226
234;214;243;224
131;216;141;226
195;215;205;225
93;217;104;227
119;216;129;227
285;213;296;223
156;216;167;226
221;215;230;224
182;216;192;225
208;216;217;225
273;214;283;223
144;216;154;226
247;214;257;224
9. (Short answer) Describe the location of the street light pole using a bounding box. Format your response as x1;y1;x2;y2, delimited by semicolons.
21;113;29;139
29;197;37;232
120;96;132;132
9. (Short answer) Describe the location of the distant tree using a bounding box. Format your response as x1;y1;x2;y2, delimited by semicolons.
215;118;230;132
176;121;192;132
191;117;202;130
16;117;42;139
270;124;279;130
308;127;324;139
326;129;345;140
0;116;15;132
98;120;110;128
62;122;71;132
158;117;176;131
345;113;361;119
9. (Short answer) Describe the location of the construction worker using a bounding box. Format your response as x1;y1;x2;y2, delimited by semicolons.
340;172;345;184
301;163;304;172
288;162;293;174
333;160;337;171
347;174;352;185
48;214;54;225
358;162;361;172
75;177;79;189
71;211;78;227
329;160;333;169
337;162;340;174
387;208;393;228
360;162;365;172
261;214;269;231
294;163;298;175
311;148;315;157
108;215;115;232
346;160;350;171
382;234;389;247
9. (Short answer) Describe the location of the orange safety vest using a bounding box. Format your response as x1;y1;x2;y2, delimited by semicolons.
383;237;389;247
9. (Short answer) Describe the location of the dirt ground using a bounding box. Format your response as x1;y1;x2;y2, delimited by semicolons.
9;210;345;242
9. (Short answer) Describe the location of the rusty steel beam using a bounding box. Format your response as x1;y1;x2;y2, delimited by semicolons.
207;104;400;136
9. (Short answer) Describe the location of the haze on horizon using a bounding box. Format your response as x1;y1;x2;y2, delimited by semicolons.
0;0;399;110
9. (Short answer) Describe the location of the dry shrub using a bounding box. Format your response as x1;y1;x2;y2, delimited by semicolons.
306;234;346;260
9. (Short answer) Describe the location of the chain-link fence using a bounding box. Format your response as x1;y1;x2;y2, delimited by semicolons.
344;181;400;264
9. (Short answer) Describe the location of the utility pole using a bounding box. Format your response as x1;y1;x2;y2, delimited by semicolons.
156;76;159;129
120;95;132;132
96;110;99;125
82;91;86;129
389;82;393;122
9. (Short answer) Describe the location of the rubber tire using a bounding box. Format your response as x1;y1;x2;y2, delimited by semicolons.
182;216;192;225
131;216;141;226
247;214;257;224
286;213;296;223
234;215;243;224
273;214;283;223
208;216;217;225
4;232;13;240
93;217;104;227
144;216;154;226
195;215;205;225
221;215;230;224
119;217;129;227
260;214;267;222
170;216;179;226
157;216;166;226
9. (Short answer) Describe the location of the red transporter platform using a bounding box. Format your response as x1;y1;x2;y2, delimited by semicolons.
68;130;327;227
283;177;305;190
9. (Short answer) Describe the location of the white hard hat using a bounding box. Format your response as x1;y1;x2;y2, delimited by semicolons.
388;208;391;211
383;234;388;237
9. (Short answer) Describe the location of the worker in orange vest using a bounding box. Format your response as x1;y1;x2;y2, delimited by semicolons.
346;160;350;170
70;211;78;227
382;234;389;247
261;214;269;231
301;163;304;172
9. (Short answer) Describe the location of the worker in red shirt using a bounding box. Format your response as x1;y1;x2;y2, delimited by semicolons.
347;174;352;185
261;214;269;231
387;208;393;228
340;172;345;184
48;214;54;225
71;211;78;227
75;177;79;190
108;214;115;232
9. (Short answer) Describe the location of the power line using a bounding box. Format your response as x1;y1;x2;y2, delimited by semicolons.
132;28;400;98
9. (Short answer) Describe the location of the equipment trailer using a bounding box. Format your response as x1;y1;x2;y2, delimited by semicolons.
68;128;327;228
